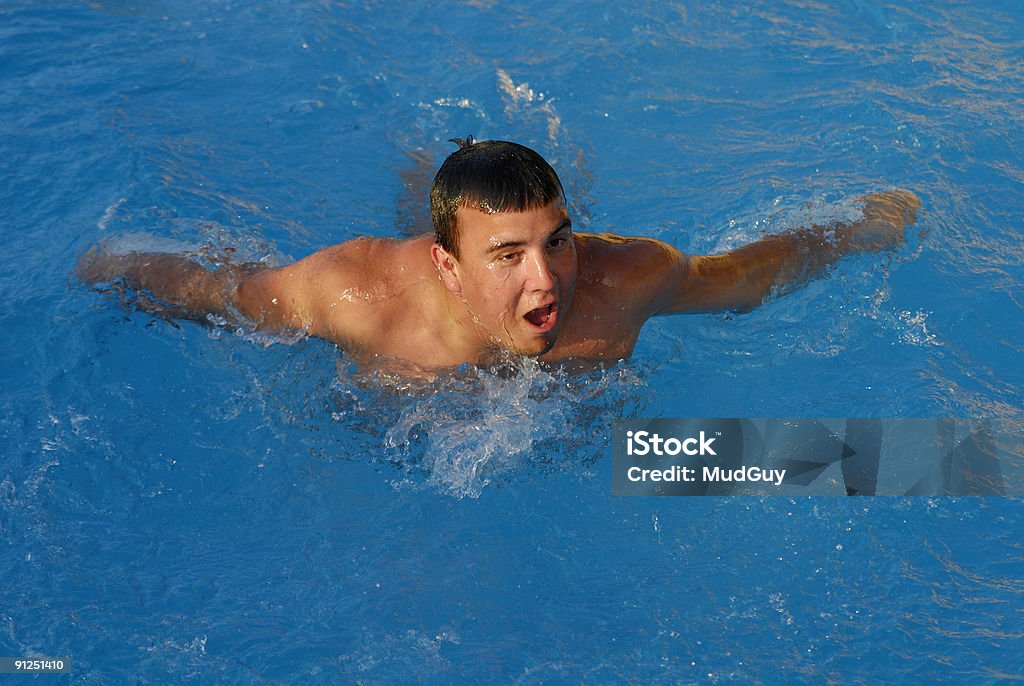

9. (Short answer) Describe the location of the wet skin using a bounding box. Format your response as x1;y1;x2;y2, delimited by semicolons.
226;199;677;371
77;190;922;374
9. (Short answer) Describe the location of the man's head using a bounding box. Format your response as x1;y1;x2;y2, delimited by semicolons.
429;138;577;357
430;137;566;259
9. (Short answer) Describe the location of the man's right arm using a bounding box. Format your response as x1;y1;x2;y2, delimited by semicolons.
76;247;319;333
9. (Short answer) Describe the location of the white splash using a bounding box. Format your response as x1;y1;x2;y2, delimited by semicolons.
372;358;646;498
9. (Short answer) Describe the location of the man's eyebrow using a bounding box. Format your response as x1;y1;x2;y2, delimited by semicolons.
485;238;525;255
485;219;572;255
551;218;572;235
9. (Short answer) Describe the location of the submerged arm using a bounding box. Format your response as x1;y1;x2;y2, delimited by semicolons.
662;189;921;314
76;250;261;320
75;248;315;332
77;241;364;341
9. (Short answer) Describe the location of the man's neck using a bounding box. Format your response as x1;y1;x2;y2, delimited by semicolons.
433;278;506;366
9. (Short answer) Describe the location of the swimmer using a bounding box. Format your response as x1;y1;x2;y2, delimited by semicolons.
77;137;920;373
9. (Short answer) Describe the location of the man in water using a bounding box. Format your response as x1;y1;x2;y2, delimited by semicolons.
78;137;920;373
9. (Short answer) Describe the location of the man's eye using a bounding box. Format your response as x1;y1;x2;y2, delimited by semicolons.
549;237;568;249
496;252;519;263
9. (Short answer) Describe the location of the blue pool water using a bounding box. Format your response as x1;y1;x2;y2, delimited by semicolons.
2;0;1023;683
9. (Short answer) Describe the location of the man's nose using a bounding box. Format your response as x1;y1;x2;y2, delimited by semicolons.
524;251;556;292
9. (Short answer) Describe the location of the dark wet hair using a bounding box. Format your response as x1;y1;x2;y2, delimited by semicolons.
430;136;565;259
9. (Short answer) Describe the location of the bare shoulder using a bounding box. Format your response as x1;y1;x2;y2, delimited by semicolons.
574;232;687;317
235;235;424;341
577;231;682;270
287;235;387;272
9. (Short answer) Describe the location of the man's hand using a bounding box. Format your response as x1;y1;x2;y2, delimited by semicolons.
842;189;921;252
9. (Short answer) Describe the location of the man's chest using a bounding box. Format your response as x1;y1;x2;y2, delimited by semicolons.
540;297;645;363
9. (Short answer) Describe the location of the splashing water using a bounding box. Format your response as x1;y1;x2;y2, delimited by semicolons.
329;357;650;498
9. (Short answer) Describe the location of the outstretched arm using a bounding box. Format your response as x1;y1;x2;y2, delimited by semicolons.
75;246;323;334
75;249;263;321
660;189;921;314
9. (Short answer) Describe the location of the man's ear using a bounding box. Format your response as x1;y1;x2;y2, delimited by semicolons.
431;243;462;294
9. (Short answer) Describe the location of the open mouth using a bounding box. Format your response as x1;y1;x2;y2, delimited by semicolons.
523;303;558;332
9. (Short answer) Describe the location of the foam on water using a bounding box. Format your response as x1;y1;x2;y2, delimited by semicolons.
328;357;650;498
94;220;286;267
710;194;868;254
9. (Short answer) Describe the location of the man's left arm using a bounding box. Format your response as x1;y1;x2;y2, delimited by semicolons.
657;189;921;315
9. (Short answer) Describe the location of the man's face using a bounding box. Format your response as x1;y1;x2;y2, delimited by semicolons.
441;200;577;357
